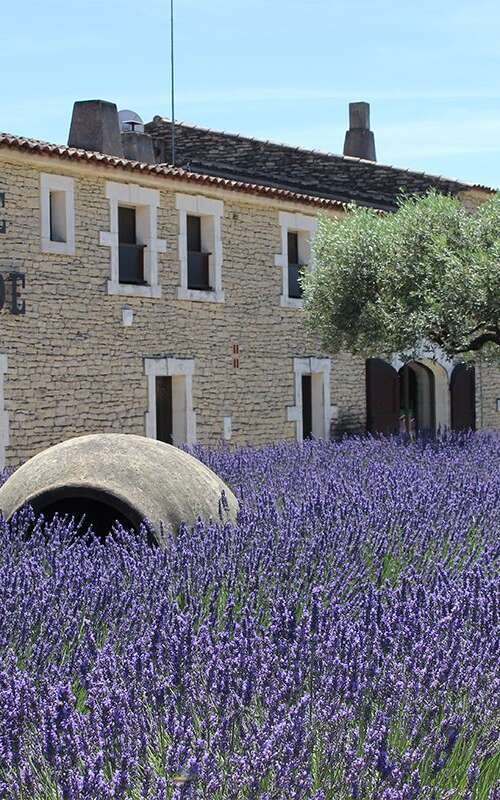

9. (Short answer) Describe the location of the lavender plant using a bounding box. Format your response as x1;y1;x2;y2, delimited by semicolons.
0;433;499;799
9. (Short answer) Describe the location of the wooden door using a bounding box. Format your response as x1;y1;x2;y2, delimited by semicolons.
366;358;400;434
156;376;173;444
451;364;475;430
301;374;313;439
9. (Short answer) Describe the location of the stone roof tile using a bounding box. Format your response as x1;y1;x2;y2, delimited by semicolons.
146;117;497;210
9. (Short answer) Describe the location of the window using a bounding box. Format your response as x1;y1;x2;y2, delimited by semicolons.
49;191;67;243
287;231;305;299
118;206;145;285
145;357;196;445
100;181;166;298
187;215;211;290
287;357;333;441
41;174;75;255
0;354;8;470
275;212;317;309
176;194;224;303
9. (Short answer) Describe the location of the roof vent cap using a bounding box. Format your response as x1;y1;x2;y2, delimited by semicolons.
119;109;145;134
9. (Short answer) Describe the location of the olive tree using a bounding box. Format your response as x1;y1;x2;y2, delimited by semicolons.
303;191;500;362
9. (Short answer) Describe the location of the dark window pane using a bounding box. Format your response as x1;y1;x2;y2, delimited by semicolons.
287;231;299;266
288;264;303;298
187;251;211;290
156;376;173;444
118;206;136;244
302;374;312;439
187;215;202;252
118;244;145;284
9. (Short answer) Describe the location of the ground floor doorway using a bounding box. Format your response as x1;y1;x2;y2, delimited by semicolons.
399;361;435;434
288;357;332;441
145;357;196;446
366;358;476;435
155;374;190;445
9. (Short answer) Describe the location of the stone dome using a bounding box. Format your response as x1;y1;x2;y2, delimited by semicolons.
0;433;238;543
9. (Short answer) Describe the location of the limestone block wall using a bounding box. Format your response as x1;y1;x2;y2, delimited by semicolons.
0;153;366;467
476;360;500;430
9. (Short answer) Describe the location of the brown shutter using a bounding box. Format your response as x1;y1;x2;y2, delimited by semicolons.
451;364;476;430
366;358;400;434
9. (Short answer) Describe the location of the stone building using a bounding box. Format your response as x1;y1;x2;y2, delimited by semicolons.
0;100;497;468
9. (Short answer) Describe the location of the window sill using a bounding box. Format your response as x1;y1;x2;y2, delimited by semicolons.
280;295;304;310
107;280;161;299
41;238;75;256
177;287;225;304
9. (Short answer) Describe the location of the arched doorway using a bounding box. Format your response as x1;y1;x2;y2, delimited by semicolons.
450;364;476;430
366;357;451;435
399;361;435;434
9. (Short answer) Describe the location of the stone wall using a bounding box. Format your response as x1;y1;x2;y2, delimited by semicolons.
476;359;500;430
0;152;366;467
458;188;499;431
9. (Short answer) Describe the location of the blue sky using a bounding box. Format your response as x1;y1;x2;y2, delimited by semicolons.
2;0;499;187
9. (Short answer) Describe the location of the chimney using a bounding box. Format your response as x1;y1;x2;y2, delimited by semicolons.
121;131;155;163
68;100;123;157
343;102;376;161
119;111;155;163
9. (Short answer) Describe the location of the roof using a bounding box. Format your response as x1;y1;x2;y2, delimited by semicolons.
145;117;496;211
1;128;495;215
0;132;347;211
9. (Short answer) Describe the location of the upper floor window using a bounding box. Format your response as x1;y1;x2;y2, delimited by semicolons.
118;206;146;285
287;231;307;299
176;194;224;303
275;212;318;309
40;173;75;256
187;215;211;291
100;181;166;299
49;191;67;243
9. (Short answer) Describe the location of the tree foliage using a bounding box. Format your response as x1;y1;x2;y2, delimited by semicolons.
303;191;500;361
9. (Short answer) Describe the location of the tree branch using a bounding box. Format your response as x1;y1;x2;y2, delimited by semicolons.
453;331;500;354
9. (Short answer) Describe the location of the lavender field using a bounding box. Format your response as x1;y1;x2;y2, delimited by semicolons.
0;434;499;800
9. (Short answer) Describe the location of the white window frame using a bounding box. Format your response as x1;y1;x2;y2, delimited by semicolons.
287;357;333;441
176;193;224;303
0;355;8;470
275;211;318;309
144;357;196;445
100;181;166;299
40;173;75;256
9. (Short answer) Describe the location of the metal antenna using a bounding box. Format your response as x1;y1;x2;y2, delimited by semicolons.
170;0;176;165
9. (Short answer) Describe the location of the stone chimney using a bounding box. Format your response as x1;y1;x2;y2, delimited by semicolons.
343;102;376;161
68;100;123;157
